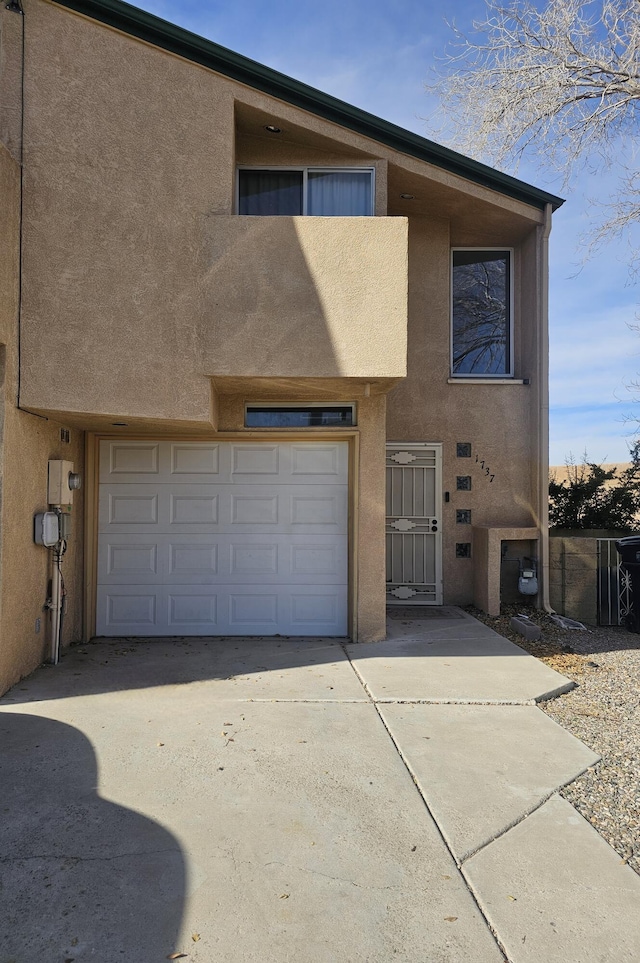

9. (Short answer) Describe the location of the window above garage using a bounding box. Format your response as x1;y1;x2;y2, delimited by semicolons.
238;168;374;216
245;404;356;428
451;249;513;378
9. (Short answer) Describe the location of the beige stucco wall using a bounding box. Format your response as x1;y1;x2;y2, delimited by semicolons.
549;537;598;625
0;139;84;696
21;212;407;421
16;0;406;425
386;216;543;607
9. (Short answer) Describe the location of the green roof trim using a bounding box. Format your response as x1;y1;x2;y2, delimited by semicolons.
50;0;564;212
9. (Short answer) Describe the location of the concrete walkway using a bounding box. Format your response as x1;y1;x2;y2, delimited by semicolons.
1;609;639;962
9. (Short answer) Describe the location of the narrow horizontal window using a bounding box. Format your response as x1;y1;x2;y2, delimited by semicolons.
238;168;373;216
245;405;355;428
451;250;512;377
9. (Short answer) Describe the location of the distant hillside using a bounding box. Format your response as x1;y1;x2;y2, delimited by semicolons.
549;463;632;485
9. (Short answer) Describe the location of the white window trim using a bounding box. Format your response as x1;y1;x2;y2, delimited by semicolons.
450;247;514;379
236;166;376;216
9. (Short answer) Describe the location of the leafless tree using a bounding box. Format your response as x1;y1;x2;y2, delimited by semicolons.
428;0;640;265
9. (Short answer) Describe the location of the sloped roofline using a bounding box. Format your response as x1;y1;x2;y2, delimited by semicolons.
50;0;564;212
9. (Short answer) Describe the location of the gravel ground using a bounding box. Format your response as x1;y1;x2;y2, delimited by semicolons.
467;605;640;876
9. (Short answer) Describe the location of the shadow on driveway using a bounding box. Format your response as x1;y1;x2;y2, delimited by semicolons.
0;713;185;961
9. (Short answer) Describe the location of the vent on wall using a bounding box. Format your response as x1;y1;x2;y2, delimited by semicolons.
60;428;70;444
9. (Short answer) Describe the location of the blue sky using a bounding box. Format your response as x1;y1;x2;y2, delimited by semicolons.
137;0;639;465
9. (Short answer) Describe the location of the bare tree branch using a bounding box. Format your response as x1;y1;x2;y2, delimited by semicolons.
428;0;640;268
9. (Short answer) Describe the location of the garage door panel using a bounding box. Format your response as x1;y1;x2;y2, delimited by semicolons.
230;542;278;577
170;492;219;526
100;441;347;486
227;442;348;485
102;442;161;479
169;542;219;579
100;441;222;483
104;490;160;527
169;443;220;478
100;486;220;533
291;592;338;629
99;485;163;530
98;587;159;632
105;542;160;579
97;585;218;635
96;585;348;636
168;592;218;628
99;535;346;585
97;440;348;636
290;444;343;477
230;444;280;476
100;485;346;535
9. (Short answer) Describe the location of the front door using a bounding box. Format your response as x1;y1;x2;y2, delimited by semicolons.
386;443;443;605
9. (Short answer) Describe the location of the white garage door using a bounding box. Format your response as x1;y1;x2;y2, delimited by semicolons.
96;440;348;636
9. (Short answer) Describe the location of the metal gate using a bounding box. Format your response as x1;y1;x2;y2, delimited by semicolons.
386;443;442;605
597;538;631;626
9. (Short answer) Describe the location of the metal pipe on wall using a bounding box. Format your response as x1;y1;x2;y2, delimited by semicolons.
49;542;63;665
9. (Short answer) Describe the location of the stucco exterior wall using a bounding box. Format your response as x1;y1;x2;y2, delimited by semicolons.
17;0;406;425
549;537;598;625
386;215;542;607
0;140;84;695
21;211;407;420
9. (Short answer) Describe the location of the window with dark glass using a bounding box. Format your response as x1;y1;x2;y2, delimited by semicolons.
245;405;355;428
238;169;373;216
451;250;512;377
238;170;303;215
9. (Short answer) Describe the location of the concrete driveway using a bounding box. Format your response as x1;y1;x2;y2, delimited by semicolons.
1;609;639;962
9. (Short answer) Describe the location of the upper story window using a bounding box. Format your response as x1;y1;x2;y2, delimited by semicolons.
238;168;374;216
451;249;513;378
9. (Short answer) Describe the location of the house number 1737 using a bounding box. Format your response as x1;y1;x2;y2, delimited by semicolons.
475;453;495;483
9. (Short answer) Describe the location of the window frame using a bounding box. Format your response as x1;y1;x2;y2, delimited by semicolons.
244;402;357;429
236;166;376;216
450;247;514;380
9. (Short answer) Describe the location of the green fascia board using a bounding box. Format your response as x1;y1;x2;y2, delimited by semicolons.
50;0;564;212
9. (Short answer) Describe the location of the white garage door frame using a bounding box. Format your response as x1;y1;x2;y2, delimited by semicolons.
84;433;358;640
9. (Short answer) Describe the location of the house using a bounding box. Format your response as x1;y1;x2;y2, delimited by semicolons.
0;0;564;694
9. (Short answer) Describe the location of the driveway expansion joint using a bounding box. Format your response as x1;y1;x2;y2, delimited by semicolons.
457;772;602;865
341;642;510;962
373;697;536;706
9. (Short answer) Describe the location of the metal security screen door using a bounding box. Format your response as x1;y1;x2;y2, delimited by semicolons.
386;443;443;605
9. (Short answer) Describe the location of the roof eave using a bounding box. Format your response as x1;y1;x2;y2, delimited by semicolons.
49;0;565;212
